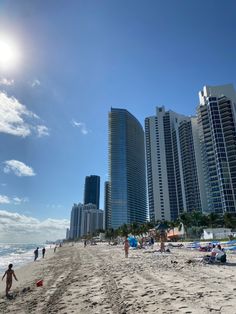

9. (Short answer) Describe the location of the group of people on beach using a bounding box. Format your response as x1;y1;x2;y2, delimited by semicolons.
1;246;47;298
203;244;227;263
34;247;46;261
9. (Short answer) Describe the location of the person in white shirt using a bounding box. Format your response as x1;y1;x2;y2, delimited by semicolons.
211;244;226;262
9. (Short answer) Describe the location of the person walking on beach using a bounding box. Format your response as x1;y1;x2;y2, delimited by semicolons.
150;237;154;249
2;264;18;297
34;247;39;261
124;237;130;258
42;247;46;258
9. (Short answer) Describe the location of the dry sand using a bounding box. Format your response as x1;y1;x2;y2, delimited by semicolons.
0;243;236;314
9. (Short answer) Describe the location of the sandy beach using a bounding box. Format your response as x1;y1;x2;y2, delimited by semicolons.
0;243;236;314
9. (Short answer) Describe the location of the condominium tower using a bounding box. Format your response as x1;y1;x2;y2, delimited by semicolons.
69;203;104;239
108;108;147;229
104;181;111;230
84;175;100;209
145;107;206;222
197;84;236;213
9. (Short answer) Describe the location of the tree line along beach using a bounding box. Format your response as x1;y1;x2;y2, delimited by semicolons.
0;242;236;314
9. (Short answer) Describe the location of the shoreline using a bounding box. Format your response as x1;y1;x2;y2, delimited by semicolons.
0;246;55;295
0;243;236;313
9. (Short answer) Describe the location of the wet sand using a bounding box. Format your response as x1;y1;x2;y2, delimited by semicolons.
0;243;236;314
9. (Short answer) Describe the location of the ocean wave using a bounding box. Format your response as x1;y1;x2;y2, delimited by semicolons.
0;243;46;273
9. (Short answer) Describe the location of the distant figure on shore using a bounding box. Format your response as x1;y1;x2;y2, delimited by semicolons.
124;237;130;258
42;247;46;258
150;237;154;249
2;264;18;297
84;240;87;247
34;247;39;261
54;245;57;253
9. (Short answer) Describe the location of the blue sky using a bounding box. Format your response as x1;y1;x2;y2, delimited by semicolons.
0;0;236;241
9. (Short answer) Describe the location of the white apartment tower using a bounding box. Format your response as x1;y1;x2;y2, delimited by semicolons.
145;107;206;222
197;84;236;214
69;203;104;239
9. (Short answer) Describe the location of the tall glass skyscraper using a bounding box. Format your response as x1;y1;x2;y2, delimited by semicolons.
84;175;100;209
104;181;111;230
108;108;147;229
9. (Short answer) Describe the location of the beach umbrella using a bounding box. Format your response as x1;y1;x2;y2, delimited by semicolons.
155;222;169;231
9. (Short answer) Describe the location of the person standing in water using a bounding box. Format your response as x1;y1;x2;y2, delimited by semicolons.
2;264;18;297
34;247;39;261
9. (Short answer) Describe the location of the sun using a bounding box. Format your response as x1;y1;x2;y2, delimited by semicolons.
0;36;20;69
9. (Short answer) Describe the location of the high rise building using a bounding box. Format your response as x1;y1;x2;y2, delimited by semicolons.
84;175;100;209
66;228;70;240
69;203;104;239
108;108;147;229
145;107;206;222
197;84;236;213
104;181;111;230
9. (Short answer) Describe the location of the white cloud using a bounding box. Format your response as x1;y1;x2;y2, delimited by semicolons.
0;195;10;204
31;79;40;88
0;195;28;205
71;120;89;135
0;210;69;243
12;197;29;204
36;125;49;137
0;78;14;86
0;91;49;137
3;160;36;177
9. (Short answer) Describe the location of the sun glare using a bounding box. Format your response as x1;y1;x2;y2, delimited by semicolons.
0;36;20;69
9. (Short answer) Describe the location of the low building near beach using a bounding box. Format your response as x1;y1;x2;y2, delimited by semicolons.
201;228;232;240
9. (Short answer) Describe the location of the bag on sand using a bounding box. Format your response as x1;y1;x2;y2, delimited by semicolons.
220;254;226;263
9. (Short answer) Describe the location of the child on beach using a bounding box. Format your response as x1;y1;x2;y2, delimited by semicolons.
2;264;18;297
124;237;130;258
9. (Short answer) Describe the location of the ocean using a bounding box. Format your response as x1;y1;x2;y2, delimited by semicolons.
0;243;46;274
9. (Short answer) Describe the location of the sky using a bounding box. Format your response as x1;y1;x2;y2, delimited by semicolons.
0;0;236;242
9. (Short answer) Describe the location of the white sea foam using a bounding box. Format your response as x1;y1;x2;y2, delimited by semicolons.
0;243;48;273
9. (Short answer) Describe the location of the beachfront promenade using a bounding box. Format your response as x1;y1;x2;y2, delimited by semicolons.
0;243;236;313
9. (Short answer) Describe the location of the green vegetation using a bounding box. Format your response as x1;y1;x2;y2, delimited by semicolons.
104;212;236;240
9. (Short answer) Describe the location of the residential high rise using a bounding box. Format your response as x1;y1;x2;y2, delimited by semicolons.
108;108;147;229
69;203;104;239
69;203;84;239
104;181;111;230
84;175;100;209
145;107;206;222
197;84;236;214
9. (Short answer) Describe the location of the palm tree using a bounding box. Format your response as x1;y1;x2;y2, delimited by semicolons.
117;224;129;237
206;212;219;228
223;212;236;229
177;212;192;239
105;228;115;240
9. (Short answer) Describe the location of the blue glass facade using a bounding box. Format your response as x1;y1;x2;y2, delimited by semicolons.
108;108;147;229
84;175;100;209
